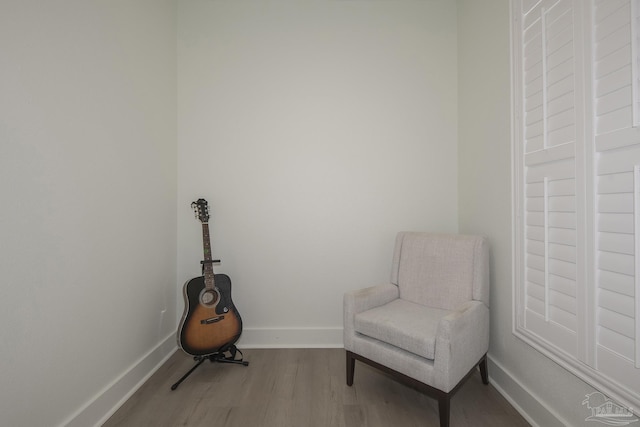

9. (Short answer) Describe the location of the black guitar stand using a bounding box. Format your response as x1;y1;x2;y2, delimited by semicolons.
171;345;249;391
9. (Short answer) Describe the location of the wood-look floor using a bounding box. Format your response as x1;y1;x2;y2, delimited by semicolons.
103;348;530;427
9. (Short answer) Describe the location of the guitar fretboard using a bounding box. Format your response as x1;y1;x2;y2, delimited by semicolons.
202;223;215;290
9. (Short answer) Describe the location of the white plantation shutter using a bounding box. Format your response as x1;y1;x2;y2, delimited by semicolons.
516;0;582;358
593;0;640;393
633;0;640;127
513;0;640;411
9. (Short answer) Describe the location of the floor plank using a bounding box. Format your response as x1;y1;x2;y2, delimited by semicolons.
103;349;530;427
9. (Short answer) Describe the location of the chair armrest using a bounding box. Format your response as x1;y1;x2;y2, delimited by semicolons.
343;284;399;350
344;283;399;314
434;300;489;392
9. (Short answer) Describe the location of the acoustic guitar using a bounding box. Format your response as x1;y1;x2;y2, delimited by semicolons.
177;199;242;356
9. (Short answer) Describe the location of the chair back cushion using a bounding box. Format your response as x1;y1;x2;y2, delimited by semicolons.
391;232;489;310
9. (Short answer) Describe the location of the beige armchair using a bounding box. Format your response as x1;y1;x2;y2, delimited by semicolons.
343;232;490;427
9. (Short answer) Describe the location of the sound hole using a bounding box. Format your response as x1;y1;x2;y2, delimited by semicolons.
199;289;219;307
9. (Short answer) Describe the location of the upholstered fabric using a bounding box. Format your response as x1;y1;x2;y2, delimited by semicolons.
390;232;489;310
354;299;450;360
434;300;489;391
344;231;490;394
343;283;399;351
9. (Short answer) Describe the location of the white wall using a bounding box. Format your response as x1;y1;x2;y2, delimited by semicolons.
0;1;177;426
457;1;600;426
177;0;460;346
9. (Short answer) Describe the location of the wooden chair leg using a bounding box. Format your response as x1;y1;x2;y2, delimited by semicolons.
346;351;355;386
438;395;450;427
479;355;489;385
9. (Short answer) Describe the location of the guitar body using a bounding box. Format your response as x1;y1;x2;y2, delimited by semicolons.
178;273;243;356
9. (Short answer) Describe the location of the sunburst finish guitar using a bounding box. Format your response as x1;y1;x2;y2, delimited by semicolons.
177;199;242;356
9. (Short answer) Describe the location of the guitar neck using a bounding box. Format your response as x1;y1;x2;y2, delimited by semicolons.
202;223;215;289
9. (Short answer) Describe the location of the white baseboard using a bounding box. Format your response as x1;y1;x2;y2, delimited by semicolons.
237;327;344;348
61;333;177;427
487;354;570;427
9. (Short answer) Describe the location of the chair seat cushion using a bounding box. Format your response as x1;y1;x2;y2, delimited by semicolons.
354;299;452;360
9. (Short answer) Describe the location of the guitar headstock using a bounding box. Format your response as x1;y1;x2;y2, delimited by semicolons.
191;198;210;223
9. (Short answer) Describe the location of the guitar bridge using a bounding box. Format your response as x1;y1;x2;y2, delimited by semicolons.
201;315;224;325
